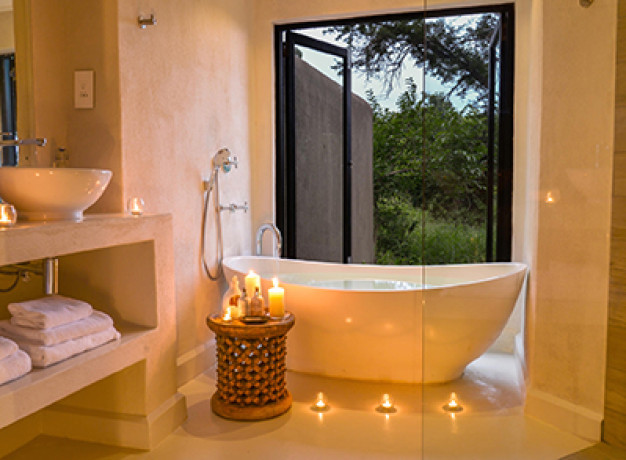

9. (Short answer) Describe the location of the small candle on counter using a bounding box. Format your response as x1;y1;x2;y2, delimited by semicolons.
0;203;17;227
127;197;145;216
269;277;285;318
222;306;232;322
245;270;260;298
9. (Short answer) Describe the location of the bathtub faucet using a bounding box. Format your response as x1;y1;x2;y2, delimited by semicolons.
255;222;282;258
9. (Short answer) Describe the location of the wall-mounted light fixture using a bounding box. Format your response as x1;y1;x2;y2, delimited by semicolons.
580;0;594;7
138;14;157;29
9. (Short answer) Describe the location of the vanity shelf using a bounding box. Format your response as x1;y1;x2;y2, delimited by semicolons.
0;324;152;428
0;214;184;452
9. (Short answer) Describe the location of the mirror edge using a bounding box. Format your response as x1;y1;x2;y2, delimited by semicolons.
13;0;34;164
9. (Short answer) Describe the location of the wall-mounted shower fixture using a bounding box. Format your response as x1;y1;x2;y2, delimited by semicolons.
0;257;58;295
220;202;249;213
201;148;246;281
137;14;157;29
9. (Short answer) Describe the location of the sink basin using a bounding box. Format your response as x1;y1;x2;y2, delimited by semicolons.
0;167;112;221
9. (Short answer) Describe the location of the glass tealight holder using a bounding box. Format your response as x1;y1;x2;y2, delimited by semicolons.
0;203;18;227
443;392;463;413
376;393;397;414
311;392;330;412
127;197;145;216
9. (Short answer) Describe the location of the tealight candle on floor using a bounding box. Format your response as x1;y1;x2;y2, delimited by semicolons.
376;393;397;413
269;277;285;318
311;392;329;412
443;392;463;412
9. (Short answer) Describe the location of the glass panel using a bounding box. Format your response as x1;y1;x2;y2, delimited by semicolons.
422;10;524;458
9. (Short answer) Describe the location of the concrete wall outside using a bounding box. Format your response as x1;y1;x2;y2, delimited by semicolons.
294;58;374;264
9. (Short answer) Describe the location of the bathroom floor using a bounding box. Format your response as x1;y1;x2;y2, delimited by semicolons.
5;353;593;460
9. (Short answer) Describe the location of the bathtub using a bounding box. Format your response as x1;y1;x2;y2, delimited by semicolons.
223;256;526;383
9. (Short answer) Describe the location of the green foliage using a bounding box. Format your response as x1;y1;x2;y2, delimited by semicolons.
324;13;499;265
328;14;498;99
372;81;489;265
375;196;485;265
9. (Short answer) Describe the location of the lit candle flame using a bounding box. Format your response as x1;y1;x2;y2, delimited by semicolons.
273;277;279;289
443;392;463;413
222;307;232;322
376;393;397;413
311;392;329;412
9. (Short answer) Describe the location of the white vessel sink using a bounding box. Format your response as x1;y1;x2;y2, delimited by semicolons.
0;167;112;221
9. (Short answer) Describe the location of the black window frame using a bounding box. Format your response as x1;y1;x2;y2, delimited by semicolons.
275;3;515;263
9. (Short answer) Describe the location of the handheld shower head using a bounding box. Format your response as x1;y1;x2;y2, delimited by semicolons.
213;148;238;173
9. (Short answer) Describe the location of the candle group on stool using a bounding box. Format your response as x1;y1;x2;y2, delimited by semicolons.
228;270;284;320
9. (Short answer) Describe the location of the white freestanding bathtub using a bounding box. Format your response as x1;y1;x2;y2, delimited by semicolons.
223;256;526;383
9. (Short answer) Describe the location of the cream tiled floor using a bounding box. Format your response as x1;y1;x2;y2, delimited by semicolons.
5;354;592;459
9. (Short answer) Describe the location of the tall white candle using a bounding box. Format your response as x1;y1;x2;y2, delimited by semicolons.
269;277;285;318
245;270;260;298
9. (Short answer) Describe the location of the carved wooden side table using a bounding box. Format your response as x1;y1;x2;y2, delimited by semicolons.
206;313;295;420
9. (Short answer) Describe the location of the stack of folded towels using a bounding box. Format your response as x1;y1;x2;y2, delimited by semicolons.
0;336;31;385
0;295;120;368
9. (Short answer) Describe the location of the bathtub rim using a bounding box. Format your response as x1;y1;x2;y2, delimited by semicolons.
223;255;527;293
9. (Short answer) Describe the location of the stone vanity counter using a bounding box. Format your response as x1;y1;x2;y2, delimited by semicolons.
0;214;186;455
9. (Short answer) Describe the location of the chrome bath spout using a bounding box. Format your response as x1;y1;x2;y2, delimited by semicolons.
256;222;282;257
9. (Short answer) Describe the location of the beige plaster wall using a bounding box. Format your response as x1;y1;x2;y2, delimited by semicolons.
523;0;616;440
28;0;123;212
26;0;252;378
0;11;14;52
116;0;252;365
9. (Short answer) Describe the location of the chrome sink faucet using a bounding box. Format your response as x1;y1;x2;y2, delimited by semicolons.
256;222;282;257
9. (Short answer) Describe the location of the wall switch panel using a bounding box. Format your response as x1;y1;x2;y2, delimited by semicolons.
74;70;94;109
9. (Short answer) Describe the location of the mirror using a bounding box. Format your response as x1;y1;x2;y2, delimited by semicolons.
0;0;35;166
0;0;16;166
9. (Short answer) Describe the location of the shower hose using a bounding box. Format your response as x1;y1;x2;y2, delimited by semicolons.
201;167;223;281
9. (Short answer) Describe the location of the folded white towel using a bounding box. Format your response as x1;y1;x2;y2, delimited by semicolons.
9;295;93;329
0;336;18;361
0;311;113;346
17;326;121;368
0;350;32;385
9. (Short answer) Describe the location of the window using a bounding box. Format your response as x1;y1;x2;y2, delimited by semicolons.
275;5;514;264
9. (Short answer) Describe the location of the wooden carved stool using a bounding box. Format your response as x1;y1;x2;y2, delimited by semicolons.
206;313;295;420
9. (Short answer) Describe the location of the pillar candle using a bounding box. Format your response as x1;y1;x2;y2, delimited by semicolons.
245;270;260;298
269;277;285;318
